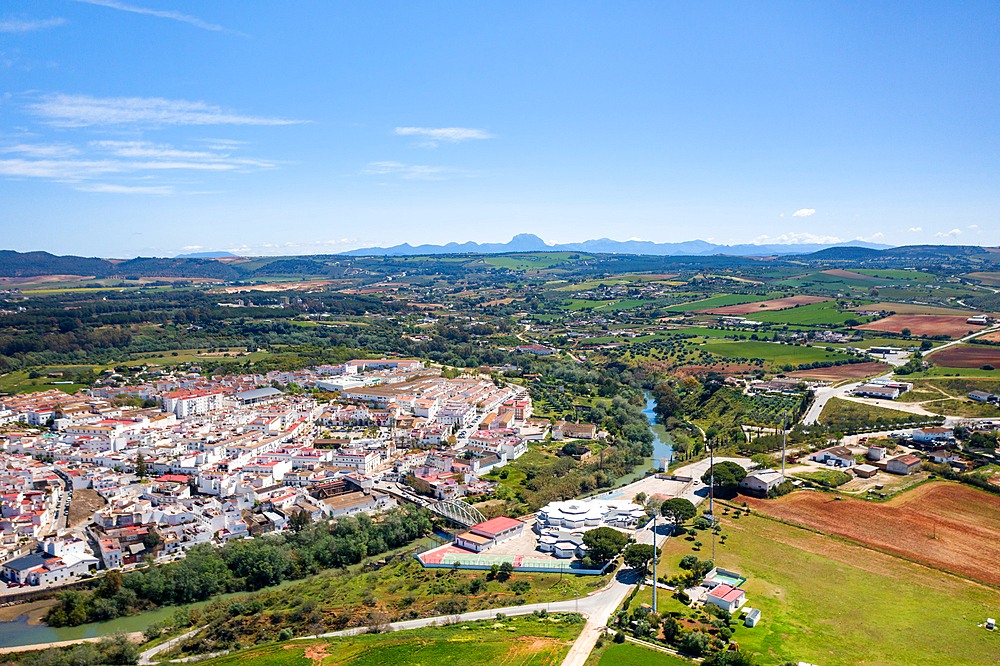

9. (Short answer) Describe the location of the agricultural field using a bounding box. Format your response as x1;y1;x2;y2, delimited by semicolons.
657;503;1000;666
743;482;1000;587
664;293;776;312
818;397;938;430
745;301;870;326
927;344;1000;368
185;615;584;666
849;301;987;316
786;361;889;381
965;271;1000;287
696;295;830;315
855;314;981;338
853;269;941;282
484;253;592;271
698;340;853;368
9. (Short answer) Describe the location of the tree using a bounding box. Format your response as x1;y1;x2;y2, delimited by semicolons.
703;650;758;666
701;461;747;496
634;492;647;506
135;453;148;480
660;498;697;531
623;543;659;574
289;509;312;533
678;631;711;656
498;560;514;581
901;328;911;337
582;526;627;563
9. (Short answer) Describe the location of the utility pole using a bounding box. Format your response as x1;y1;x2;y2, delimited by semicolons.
781;410;788;480
709;438;715;516
652;512;657;614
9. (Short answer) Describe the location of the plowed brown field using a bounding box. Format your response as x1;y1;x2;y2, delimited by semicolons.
855;314;982;339
786;361;890;381
697;295;830;315
929;344;1000;368
743;483;1000;586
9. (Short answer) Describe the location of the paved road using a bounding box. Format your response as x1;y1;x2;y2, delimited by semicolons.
138;626;205;665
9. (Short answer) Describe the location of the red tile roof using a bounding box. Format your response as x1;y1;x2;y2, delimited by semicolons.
472;516;523;536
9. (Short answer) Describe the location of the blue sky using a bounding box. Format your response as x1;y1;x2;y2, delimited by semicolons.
1;1;998;257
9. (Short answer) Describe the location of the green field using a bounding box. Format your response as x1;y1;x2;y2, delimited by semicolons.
818;397;935;429
746;301;870;326
188;615;584;666
699;340;853;366
656;509;1000;665
854;269;940;282
665;293;776;312
593;641;695;665
795;469;852;487
484;253;592;271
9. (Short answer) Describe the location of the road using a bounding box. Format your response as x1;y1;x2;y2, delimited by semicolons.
138;626;206;665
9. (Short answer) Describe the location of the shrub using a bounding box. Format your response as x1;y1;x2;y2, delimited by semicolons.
277;628;293;641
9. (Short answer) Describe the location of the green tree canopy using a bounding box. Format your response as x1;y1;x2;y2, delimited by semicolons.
582;526;628;562
623;543;660;574
660;497;697;530
701;461;747;494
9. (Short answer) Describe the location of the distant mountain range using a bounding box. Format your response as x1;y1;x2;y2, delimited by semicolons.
341;233;894;257
174;251;239;259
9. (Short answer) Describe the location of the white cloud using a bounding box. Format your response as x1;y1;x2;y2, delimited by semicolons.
70;0;244;36
0;17;66;32
751;232;846;245
1;143;80;158
75;183;173;194
791;208;816;217
968;224;978;229
182;245;203;251
857;232;884;243
90;140;273;167
363;161;449;180
30;94;305;128
935;229;962;238
908;227;922;232
394;127;493;146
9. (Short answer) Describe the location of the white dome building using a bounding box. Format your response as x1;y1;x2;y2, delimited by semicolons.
537;498;646;530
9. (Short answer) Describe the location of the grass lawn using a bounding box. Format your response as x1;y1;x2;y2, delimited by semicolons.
591;641;696;666
189;614;583;666
656;510;1000;665
794;469;852;487
903;366;1000;379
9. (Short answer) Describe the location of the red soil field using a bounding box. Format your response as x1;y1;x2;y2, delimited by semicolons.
786;361;890;381
977;331;1000;342
927;344;1000;368
743;483;1000;586
698;295;830;315
855;314;982;339
821;269;879;281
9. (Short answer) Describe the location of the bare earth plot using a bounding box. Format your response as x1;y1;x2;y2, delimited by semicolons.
855;314;984;338
851;302;989;316
929;344;1000;368
744;483;1000;586
695;295;830;315
786;361;889;381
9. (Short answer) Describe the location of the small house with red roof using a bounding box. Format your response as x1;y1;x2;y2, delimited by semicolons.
706;583;747;613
